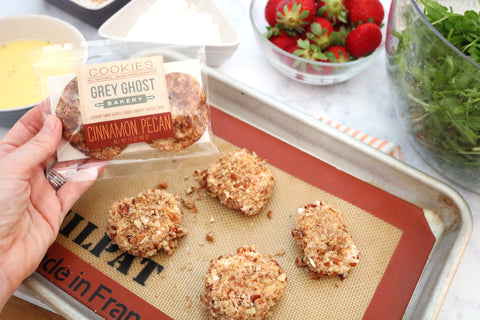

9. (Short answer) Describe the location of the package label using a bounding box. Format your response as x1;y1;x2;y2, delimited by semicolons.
76;55;174;149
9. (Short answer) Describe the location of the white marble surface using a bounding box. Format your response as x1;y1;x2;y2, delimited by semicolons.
1;0;479;319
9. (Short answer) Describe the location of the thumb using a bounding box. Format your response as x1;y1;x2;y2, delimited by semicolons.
7;115;62;175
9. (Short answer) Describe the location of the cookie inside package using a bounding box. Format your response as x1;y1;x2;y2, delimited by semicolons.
39;40;218;185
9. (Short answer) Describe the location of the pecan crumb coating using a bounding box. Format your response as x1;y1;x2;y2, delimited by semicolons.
107;189;186;257
292;201;359;279
201;246;287;320
206;149;275;216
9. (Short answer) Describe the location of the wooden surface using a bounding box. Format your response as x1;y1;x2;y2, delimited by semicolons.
0;296;64;320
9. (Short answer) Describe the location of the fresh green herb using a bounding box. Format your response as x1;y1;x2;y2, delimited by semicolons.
421;0;480;61
387;0;480;167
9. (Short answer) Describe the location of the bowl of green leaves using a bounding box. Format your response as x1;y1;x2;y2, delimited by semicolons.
386;0;480;192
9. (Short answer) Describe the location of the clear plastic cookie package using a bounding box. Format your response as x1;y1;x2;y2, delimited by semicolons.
37;40;218;186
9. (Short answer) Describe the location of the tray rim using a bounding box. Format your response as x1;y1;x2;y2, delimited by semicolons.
22;67;473;320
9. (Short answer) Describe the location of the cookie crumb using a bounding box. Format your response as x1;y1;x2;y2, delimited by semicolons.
185;186;196;195
206;231;214;242
182;196;198;213
157;182;168;189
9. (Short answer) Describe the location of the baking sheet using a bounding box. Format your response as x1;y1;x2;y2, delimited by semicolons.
24;69;472;319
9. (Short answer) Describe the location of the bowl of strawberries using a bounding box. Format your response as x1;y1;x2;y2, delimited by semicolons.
250;0;386;85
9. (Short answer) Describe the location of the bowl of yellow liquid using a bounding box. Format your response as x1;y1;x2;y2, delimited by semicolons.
0;15;86;125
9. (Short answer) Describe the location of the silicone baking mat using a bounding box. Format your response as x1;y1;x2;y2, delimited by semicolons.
36;106;435;319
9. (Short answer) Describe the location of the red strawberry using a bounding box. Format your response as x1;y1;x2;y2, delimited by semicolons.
276;0;316;33
344;0;355;22
325;45;349;62
317;0;348;25
345;22;382;58
308;17;334;34
344;0;355;12
265;0;284;27
306;17;334;50
270;31;299;52
349;0;384;26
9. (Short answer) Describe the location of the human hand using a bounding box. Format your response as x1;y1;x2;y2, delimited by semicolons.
0;101;100;310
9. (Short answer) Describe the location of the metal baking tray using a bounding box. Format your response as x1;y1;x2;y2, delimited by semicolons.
23;68;472;319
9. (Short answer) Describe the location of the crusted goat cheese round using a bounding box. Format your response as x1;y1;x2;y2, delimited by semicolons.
200;246;287;320
206;149;275;216
292;201;360;279
106;189;186;257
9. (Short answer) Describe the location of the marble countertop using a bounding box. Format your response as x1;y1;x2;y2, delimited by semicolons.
1;0;479;319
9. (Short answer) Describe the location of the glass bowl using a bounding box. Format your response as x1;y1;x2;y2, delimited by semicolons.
386;0;480;193
249;0;386;85
0;15;86;126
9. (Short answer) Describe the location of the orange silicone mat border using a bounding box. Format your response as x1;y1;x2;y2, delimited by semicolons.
37;241;172;320
210;107;435;320
37;106;435;320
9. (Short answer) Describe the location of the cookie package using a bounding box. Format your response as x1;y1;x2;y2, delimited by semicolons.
36;40;218;185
